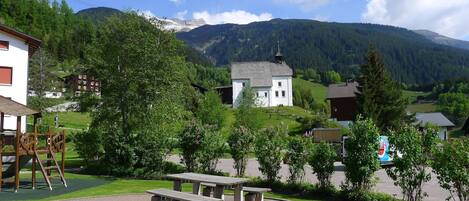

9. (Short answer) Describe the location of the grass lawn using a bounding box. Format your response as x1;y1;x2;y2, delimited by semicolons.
406;103;437;113
293;78;328;102
27;112;91;131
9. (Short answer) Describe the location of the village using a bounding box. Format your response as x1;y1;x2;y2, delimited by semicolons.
1;1;469;201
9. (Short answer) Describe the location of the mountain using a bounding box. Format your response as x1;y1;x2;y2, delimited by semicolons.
76;7;123;24
177;19;469;84
414;29;469;50
76;7;206;32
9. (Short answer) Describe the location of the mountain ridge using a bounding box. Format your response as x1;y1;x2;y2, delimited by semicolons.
177;19;469;84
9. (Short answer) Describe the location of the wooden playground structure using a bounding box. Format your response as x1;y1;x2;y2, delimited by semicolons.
0;96;67;192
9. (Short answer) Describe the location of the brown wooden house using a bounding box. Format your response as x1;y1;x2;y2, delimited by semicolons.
326;81;358;121
65;73;100;96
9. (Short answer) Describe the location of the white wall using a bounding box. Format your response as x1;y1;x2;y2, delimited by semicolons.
0;32;29;131
232;76;293;108
438;127;448;141
270;76;292;106
232;79;248;108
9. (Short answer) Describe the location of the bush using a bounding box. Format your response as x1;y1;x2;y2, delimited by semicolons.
199;128;225;174
235;87;260;131
179;119;206;172
432;137;469;201
228;126;255;176
285;137;310;183
342;116;380;192
437;92;469;125
255;126;287;182
195;90;226;129
72;129;103;164
386;124;438;201
310;142;337;189
321;70;341;85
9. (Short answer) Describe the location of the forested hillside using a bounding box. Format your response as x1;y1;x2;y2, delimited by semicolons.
177;19;469;84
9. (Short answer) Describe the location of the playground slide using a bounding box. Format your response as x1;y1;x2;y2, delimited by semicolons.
2;156;32;179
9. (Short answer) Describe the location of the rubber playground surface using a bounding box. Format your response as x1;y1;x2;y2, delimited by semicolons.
0;178;110;201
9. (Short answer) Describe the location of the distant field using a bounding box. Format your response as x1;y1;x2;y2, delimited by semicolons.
406;103;438;113
292;78;328;102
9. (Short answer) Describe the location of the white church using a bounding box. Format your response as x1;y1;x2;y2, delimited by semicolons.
231;46;293;108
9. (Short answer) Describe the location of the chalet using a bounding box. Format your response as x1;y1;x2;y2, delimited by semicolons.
326;81;359;121
64;73;100;96
415;112;455;140
231;46;293;108
0;24;41;131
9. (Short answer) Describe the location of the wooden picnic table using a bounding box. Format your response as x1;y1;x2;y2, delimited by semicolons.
166;172;249;201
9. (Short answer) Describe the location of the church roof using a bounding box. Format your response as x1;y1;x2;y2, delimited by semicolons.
231;61;293;87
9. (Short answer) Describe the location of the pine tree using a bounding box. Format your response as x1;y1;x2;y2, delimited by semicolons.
356;48;409;131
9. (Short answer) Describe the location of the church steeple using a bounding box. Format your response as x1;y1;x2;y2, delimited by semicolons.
275;40;284;63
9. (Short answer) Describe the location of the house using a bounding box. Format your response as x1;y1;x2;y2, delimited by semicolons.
231;47;293;108
415;112;455;140
0;24;41;131
326;81;359;121
64;73;100;96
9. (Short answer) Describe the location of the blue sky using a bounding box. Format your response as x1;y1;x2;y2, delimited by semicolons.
67;0;469;40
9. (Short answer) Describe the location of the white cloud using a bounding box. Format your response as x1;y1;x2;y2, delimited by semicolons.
193;10;273;25
169;0;183;5
175;10;188;20
273;0;330;11
362;0;469;39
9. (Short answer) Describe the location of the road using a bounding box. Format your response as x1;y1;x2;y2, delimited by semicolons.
168;156;449;201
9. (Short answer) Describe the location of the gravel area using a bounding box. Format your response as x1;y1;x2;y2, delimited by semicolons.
167;155;449;201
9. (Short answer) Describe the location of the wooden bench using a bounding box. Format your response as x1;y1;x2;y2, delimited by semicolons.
243;187;271;201
147;189;222;201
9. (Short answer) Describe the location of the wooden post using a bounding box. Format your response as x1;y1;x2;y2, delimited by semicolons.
234;184;244;201
0;132;3;192
0;112;4;132
15;116;21;192
192;182;201;195
61;130;66;176
46;128;51;177
214;185;225;200
32;122;38;190
173;180;182;191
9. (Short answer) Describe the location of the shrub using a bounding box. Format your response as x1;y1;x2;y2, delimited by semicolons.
235;87;260;131
342;116;380;192
386;124;438;201
72;129;103;164
310;142;337;189
437;92;469;125
179;119;206;172
228;126;255;176
432;137;469;201
199;128;225;174
285;137;310;183
195;90;226;129
255;126;287;182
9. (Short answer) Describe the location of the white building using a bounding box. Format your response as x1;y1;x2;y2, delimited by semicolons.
415;112;455;140
0;24;41;131
231;49;293;108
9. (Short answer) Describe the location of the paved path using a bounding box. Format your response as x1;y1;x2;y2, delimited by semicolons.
168;155;449;201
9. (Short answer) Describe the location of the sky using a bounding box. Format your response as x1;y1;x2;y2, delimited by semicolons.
67;0;469;41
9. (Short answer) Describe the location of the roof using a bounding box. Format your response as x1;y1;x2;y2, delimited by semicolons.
415;112;455;127
231;61;293;87
0;95;40;116
0;24;41;55
326;82;359;99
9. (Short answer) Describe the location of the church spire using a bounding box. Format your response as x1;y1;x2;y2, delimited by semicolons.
275;40;284;63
